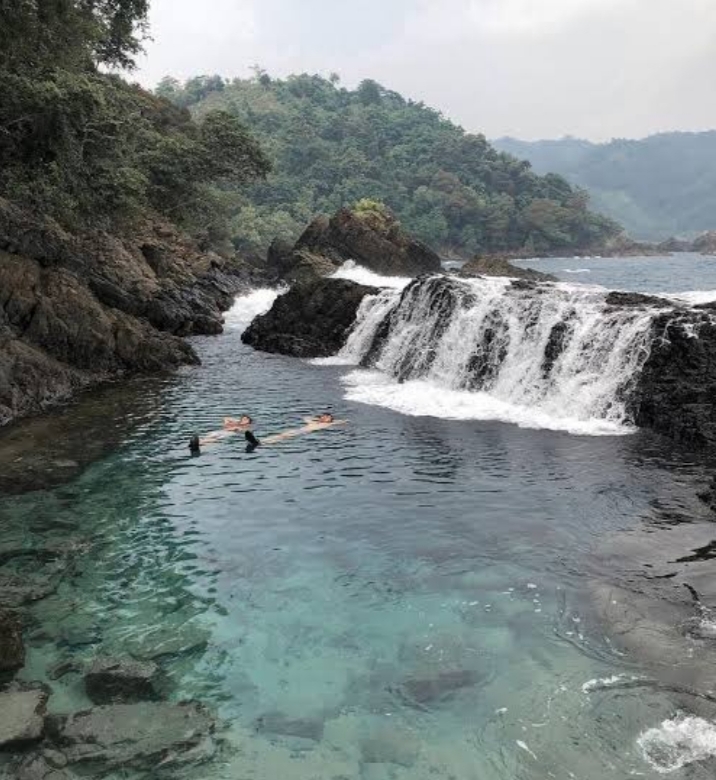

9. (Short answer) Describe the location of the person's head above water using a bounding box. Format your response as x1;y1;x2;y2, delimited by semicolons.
223;415;252;430
315;413;333;423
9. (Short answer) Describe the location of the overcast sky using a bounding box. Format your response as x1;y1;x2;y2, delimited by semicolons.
134;0;716;142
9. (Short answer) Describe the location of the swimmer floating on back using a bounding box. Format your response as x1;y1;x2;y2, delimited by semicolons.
245;413;346;452
189;415;252;454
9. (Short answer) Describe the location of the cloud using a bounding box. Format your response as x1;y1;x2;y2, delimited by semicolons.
134;0;716;141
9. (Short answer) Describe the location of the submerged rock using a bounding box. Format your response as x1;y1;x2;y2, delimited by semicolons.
254;711;325;743
47;701;217;771
360;724;420;766
84;658;163;705
0;609;25;678
242;277;378;358
1;753;78;780
0;686;48;748
396;669;479;707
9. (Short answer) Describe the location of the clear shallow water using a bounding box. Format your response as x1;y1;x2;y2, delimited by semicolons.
3;260;716;778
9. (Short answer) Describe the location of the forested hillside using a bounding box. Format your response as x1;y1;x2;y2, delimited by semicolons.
157;73;620;258
494;133;716;241
0;2;269;248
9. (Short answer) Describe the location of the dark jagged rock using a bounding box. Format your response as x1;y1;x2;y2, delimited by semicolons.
0;686;49;748
630;314;716;449
0;609;24;679
460;256;557;282
266;208;441;283
84;658;163;705
605;291;672;308
0;197;256;426
242;277;378;358
46;701;217;772
542;319;572;377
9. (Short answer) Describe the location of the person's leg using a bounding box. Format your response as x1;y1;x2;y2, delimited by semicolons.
245;430;261;452
189;434;201;455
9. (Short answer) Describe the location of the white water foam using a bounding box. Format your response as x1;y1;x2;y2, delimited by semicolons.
330;260;411;290
638;715;716;773
581;674;642;693
562;268;591;274
668;290;716;306
341;370;632;436
320;273;662;435
224;288;283;334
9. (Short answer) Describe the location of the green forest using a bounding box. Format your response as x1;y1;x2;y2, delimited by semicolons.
494;133;716;241
0;1;269;249
156;73;620;258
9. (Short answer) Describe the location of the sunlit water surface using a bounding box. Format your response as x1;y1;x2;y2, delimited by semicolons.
4;256;716;779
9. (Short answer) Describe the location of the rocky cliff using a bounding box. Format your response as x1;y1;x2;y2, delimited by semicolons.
0;198;257;426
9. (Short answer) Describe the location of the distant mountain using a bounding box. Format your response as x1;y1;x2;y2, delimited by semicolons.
493;132;716;241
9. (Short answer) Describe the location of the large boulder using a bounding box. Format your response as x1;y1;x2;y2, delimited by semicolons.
84;658;163;705
0;687;48;748
46;701;217;772
0;609;24;678
242;277;378;358
460;255;557;282
265;207;441;283
297;208;441;277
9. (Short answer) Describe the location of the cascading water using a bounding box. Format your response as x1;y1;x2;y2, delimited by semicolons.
329;274;673;435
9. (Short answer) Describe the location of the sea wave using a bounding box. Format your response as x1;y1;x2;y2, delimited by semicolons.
638;715;716;773
330;260;412;289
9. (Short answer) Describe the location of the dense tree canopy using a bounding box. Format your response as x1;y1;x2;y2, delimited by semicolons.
494;133;716;241
158;72;620;257
0;2;270;244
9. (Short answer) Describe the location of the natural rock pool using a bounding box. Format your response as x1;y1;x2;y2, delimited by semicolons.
3;256;716;779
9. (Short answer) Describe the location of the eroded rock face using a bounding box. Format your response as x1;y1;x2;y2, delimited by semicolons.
630;314;716;449
84;658;163;705
47;701;217;772
0;609;25;678
266;208;441;283
242;277;378;358
0;197;254;426
0;687;48;748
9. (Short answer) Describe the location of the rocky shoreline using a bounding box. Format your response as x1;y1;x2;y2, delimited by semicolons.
0;197;262;427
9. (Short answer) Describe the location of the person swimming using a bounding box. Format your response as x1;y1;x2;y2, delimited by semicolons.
244;413;346;452
189;415;253;454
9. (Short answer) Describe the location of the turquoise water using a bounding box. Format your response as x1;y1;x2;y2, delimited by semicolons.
4;257;716;778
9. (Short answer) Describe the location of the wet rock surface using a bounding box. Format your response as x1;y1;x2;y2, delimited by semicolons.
243;277;378;358
46;701;217;772
0;687;48;748
605;291;673;307
630;314;716;449
0;609;25;677
84;658;163;705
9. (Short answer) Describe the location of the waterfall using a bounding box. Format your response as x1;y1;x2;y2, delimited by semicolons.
331;275;673;435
